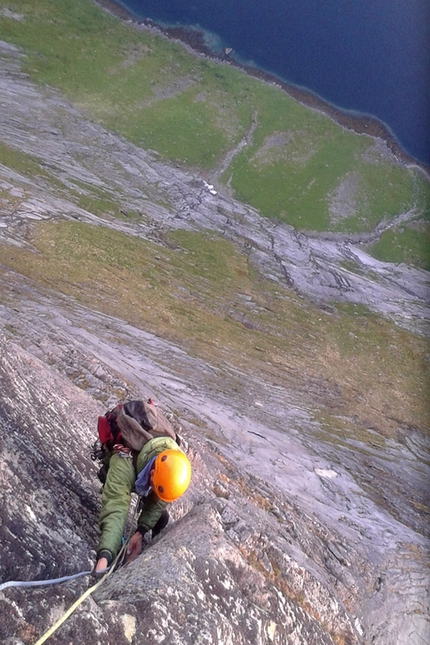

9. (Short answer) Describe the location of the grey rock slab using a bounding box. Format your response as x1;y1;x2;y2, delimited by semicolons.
0;279;428;644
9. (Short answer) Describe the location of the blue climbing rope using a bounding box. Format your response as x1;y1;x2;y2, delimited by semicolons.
0;569;107;592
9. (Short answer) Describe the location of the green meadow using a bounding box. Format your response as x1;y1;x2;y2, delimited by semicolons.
1;220;428;438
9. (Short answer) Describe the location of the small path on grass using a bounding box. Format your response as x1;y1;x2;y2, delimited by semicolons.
303;205;424;245
212;112;258;183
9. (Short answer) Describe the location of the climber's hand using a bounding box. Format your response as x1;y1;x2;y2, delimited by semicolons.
91;556;109;579
125;531;143;563
95;556;108;571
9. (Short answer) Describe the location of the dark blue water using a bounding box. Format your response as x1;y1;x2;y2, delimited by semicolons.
115;0;430;166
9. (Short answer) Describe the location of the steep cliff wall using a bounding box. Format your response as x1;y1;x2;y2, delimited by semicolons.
0;315;428;645
0;336;361;645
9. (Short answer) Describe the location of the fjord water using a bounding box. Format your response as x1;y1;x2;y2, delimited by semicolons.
114;0;430;166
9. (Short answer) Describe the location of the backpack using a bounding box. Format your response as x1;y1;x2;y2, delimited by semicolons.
98;399;177;451
91;399;179;483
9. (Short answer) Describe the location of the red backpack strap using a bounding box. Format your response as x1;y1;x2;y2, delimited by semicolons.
97;415;113;444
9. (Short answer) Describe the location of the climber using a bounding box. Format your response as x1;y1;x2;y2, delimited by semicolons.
93;400;192;573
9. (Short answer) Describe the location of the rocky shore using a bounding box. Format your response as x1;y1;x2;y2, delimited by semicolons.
93;0;427;172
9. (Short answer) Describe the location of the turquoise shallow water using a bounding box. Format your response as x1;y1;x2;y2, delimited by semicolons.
113;0;430;166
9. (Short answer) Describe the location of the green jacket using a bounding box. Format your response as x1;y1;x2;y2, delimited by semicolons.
97;436;182;560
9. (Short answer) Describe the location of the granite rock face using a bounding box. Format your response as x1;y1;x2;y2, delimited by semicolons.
0;336;369;645
0;325;428;645
0;337;360;645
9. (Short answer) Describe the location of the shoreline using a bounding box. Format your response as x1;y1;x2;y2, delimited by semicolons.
95;0;428;173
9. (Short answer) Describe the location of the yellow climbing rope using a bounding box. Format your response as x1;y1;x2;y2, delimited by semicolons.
32;501;139;644
33;572;108;645
32;541;129;645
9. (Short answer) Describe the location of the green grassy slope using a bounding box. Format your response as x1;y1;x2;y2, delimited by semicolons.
1;220;429;439
365;221;430;270
1;0;429;267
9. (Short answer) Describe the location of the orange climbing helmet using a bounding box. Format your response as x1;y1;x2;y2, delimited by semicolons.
151;450;192;503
